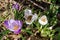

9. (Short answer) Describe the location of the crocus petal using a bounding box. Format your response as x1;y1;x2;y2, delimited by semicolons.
24;9;32;19
24;9;38;25
25;20;33;25
4;20;9;28
24;9;32;15
32;13;38;21
4;19;23;34
39;15;48;25
15;20;23;30
14;29;21;34
4;19;14;31
12;3;20;10
24;9;33;24
25;14;38;25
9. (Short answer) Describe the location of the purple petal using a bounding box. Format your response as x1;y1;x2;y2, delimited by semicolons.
4;20;9;28
12;3;19;10
14;29;21;34
4;19;23;34
16;20;23;27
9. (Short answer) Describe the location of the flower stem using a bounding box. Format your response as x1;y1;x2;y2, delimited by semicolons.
38;25;43;32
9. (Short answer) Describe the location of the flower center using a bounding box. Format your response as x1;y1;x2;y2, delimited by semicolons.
13;25;19;30
26;15;32;22
41;18;46;22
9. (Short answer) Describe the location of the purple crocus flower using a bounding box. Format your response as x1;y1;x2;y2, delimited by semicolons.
12;3;20;10
4;19;23;34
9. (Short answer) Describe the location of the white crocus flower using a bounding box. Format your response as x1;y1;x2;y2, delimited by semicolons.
24;9;32;20
24;9;38;25
39;15;48;25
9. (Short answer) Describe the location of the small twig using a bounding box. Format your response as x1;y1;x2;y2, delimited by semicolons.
28;0;45;10
20;0;25;5
41;0;52;4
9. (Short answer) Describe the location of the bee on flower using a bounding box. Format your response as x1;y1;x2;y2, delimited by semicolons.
4;19;23;34
38;15;48;25
24;9;38;25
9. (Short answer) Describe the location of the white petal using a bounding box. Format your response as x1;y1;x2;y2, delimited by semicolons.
39;19;48;25
32;13;38;21
25;13;38;25
24;9;38;25
24;9;32;16
24;9;33;19
49;26;54;30
39;15;48;25
25;20;33;25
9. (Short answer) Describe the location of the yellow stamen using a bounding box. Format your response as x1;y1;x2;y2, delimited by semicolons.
13;25;19;30
41;18;46;22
